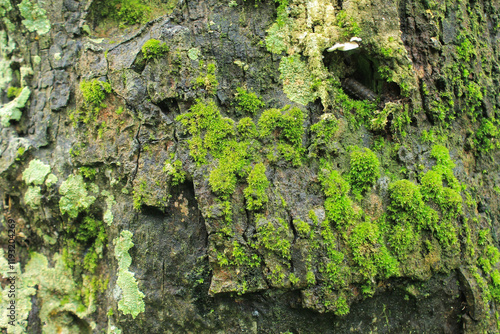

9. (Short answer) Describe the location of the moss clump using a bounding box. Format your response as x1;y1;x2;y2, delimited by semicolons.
474;119;500;154
22;159;50;185
234;87;264;114
209;140;251;197
348;220;399;280
258;106;305;166
89;0;150;26
176;99;234;164
7;86;22;98
309;113;339;156
237;117;258;139
193;62;219;95
18;0;51;35
0;86;30;127
79;79;112;108
75;216;107;273
348;147;380;195
319;163;355;226
113;230;145;319
141;39;169;60
257;218;292;260
244;163;269;210
163;156;186;186
59;175;96;219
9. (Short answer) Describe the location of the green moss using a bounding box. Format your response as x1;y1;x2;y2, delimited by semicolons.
113;230;145;319
230;240;261;267
474;119;500;153
348;220;399;280
237;117;258;139
74;216;107;273
18;0;51;35
7;86;22;98
258;106;305;166
0;86;30;127
163;157;186;186
141;39;169;60
79;166;97;181
244;162;269;210
257;218;291;260
319;220;347;288
59;174;96;219
132;180;147;211
348;147;380;195
24;186;42;209
209;140;251;197
294;219;311;238
319;164;356;226
22;159;50;185
176;99;234;164
193;62;219;95
80;79;112;109
309;113;339;156
234;87;264;114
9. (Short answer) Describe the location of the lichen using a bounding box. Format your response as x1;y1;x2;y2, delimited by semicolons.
59;174;96;219
187;47;200;60
278;55;317;105
0;250;36;334
24;186;42;209
113;230;145;319
0;87;30;127
17;0;51;35
0;251;95;333
44;173;58;187
22;159;50;185
0;31;15;91
102;190;116;226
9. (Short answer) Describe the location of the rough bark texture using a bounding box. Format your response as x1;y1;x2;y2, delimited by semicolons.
1;0;500;333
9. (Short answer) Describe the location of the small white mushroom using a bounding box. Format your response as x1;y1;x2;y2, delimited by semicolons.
327;41;359;52
350;37;362;42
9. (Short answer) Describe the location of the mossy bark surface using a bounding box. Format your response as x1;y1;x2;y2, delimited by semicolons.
1;0;500;333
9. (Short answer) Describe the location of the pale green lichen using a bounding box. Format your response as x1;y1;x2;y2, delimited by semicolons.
0;249;37;334
59;174;96;218
0;30;15;91
22;159;50;185
45;173;58;187
279;55;317;105
188;47;201;60
0;87;30;127
102;190;116;226
0;251;94;333
19;66;33;87
113;230;145;319
108;323;123;334
24;186;42;209
18;0;51;35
